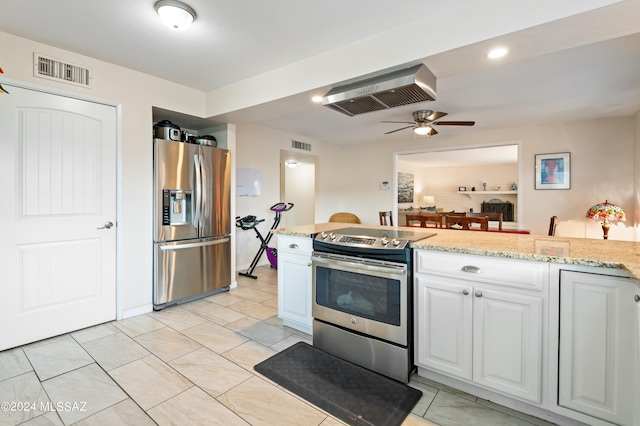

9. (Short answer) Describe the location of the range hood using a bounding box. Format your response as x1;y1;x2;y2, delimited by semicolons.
322;64;436;116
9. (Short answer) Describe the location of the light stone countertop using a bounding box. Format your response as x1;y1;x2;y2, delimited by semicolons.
273;223;640;285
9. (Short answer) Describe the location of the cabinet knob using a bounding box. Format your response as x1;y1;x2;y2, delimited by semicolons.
474;291;483;298
635;294;640;303
462;290;469;296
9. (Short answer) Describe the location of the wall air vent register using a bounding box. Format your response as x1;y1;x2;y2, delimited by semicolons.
291;140;312;151
34;53;92;88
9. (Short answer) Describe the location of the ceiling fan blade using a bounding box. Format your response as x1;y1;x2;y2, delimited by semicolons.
426;111;448;121
428;127;438;136
433;120;475;126
384;125;414;134
381;120;415;124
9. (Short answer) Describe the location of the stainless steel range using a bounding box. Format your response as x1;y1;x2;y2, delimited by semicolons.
312;227;436;383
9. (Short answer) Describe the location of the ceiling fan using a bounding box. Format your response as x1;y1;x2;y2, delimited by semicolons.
382;110;475;136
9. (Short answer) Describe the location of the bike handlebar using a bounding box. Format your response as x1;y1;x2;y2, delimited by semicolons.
271;202;294;212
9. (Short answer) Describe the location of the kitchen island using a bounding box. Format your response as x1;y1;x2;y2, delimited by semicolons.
273;223;640;426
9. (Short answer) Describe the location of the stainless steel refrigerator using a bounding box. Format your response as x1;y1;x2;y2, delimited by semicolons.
153;138;231;309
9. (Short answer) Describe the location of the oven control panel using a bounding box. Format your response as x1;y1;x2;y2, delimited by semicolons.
315;231;406;249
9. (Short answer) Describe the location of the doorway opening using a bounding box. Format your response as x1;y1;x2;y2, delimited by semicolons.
280;149;318;228
394;144;521;227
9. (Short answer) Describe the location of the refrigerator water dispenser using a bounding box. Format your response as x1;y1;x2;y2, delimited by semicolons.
162;189;192;225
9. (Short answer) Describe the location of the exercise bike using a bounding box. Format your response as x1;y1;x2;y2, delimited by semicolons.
236;202;294;279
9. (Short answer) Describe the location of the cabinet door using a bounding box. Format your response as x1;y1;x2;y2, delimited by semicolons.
473;288;543;403
277;252;312;334
415;274;472;380
559;271;634;425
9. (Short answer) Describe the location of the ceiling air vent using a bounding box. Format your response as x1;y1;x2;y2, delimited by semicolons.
292;140;312;151
322;64;436;116
33;53;92;88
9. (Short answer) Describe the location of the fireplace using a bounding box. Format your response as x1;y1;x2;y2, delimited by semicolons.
482;198;514;221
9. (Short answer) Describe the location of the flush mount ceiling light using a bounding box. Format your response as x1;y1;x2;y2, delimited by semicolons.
155;0;196;31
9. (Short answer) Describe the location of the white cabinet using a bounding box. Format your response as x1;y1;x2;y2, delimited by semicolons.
277;235;313;335
415;276;472;380
557;270;635;425
415;251;546;404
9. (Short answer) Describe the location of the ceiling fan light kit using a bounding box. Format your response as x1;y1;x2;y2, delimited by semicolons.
414;123;434;136
382;109;475;136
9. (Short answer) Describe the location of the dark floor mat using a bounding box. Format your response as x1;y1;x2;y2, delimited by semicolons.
254;342;422;426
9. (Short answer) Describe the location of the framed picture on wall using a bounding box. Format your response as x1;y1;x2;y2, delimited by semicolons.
397;172;414;203
535;152;570;190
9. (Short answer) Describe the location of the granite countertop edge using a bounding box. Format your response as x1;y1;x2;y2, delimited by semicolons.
273;224;640;285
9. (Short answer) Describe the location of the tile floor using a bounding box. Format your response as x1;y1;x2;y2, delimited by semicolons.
0;265;556;426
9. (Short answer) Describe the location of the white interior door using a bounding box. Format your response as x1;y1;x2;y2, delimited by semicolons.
0;85;116;351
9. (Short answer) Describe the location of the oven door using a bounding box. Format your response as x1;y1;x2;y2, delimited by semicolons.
312;252;408;346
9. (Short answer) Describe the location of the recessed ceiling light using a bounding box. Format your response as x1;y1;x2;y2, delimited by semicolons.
311;95;323;103
487;47;509;59
155;0;196;31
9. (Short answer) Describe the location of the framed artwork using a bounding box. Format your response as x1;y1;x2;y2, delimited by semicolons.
397;172;414;203
535;152;570;190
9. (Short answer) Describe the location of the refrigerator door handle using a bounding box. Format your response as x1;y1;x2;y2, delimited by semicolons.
159;237;230;251
200;153;208;229
193;153;202;233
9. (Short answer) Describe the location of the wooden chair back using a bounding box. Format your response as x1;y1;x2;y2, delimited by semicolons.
445;215;489;231
548;216;558;236
379;211;393;226
329;212;361;223
438;211;466;217
468;212;503;231
405;214;442;228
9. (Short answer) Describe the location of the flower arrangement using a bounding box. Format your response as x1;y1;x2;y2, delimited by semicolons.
586;200;626;222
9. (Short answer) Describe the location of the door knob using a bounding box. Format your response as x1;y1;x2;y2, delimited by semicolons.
97;221;114;230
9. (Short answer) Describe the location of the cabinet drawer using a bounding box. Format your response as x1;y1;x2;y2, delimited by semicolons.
416;250;547;291
277;234;313;255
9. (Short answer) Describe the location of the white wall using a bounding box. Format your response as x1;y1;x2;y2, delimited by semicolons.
0;31;206;317
635;110;640;241
234;122;340;269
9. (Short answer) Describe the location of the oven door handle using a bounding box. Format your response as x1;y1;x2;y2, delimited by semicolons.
311;253;407;274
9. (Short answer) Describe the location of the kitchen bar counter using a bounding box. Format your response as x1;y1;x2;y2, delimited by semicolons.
273;223;640;285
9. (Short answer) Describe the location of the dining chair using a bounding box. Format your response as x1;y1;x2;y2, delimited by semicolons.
468;212;503;231
445;215;489;231
405;214;442;228
405;214;424;227
379;211;393;226
329;212;361;223
548;216;558;236
438;211;466;217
